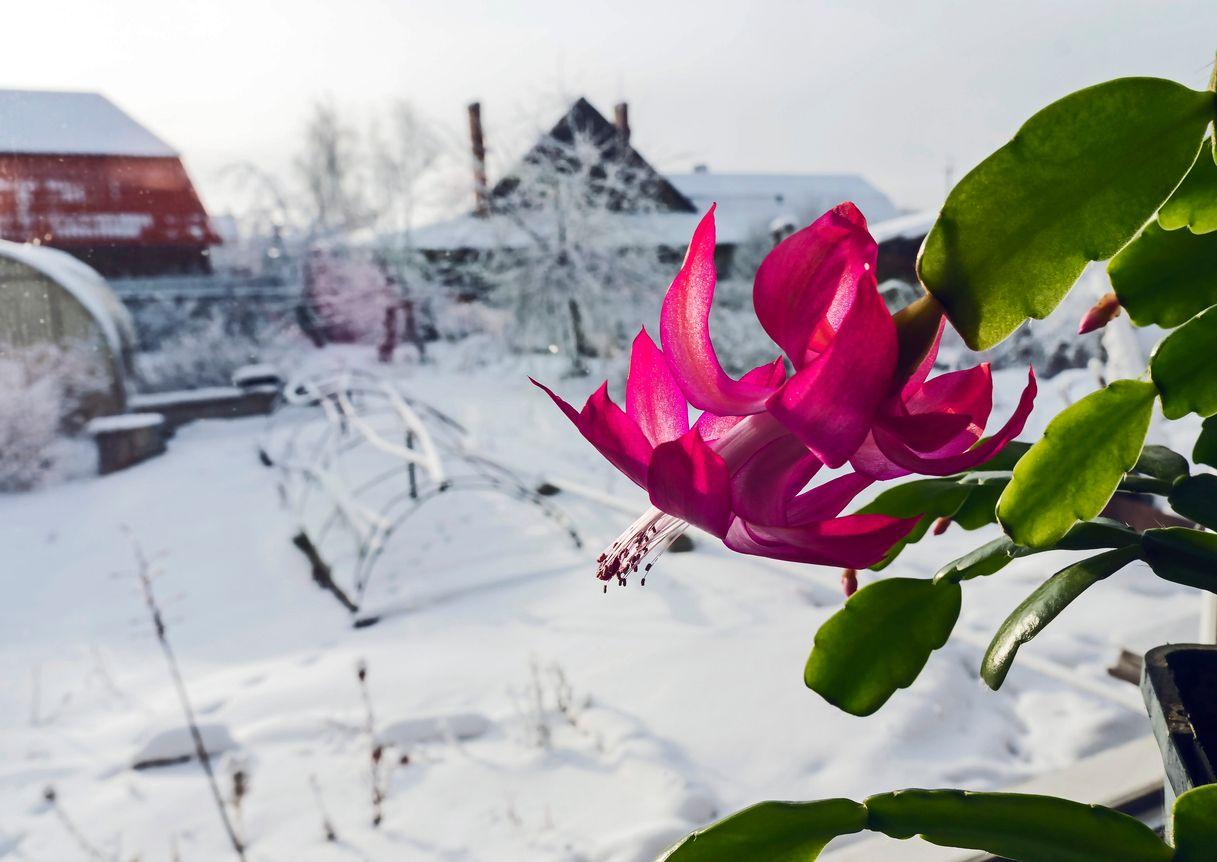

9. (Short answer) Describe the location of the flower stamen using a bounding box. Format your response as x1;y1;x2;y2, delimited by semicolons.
597;507;689;588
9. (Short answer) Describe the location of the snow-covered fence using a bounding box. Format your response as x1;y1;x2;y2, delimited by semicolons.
259;368;581;618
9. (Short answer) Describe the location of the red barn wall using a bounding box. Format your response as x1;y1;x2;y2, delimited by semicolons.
0;154;218;277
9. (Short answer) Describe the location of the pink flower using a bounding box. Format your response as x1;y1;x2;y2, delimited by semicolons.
533;203;1035;584
532;331;914;585
847;316;1037;480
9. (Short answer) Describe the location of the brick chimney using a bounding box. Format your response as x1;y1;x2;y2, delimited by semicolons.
467;101;489;216
613;102;630;147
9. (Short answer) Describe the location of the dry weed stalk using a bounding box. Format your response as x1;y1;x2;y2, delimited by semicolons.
42;785;109;861
356;660;387;826
129;538;247;861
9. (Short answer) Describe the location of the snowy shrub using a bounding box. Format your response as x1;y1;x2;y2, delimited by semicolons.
0;343;105;491
430;296;512;343
132;310;304;393
133;316;262;392
303;249;399;344
511;659;592;750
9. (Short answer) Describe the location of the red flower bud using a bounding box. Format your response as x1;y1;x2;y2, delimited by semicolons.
1077;292;1122;335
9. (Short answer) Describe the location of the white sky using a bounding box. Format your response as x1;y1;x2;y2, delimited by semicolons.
6;0;1217;219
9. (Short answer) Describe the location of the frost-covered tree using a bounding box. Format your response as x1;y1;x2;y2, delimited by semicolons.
211;162;296;279
290;100;453;349
295;99;372;236
472;123;682;371
368;100;444;241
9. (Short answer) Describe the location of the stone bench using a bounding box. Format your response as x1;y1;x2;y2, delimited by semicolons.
129;384;279;433
86;413;167;475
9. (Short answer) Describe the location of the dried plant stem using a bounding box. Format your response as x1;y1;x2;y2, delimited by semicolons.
356;661;386;827
131;541;247;861
43;786;109;861
229;764;249;839
308;774;339;842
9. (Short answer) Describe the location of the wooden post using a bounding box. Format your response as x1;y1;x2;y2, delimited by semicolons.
377;305;397;364
467;102;489;216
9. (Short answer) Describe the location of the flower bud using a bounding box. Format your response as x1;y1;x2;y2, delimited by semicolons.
841;568;859;598
1077;292;1122;335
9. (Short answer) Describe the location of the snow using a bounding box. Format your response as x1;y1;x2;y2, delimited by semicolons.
0;90;177;157
668;171;901;233
870;210;937;244
130;386;246;409
379;713;491;747
131;724;238;769
409;174;904;252
86;412;165;434
0;238;135;359
232;364;282;388
0;346;1196;861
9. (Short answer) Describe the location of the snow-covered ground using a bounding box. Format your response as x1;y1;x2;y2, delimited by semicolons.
0;346;1198;861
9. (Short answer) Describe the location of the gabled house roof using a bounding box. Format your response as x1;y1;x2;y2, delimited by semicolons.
489;97;696;214
0;89;177;158
405;97;914;255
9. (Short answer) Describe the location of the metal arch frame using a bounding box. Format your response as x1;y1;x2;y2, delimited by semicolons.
260;367;582;614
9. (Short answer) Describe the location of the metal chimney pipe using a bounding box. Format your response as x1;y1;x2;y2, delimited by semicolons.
613;102;630;147
467;102;489;216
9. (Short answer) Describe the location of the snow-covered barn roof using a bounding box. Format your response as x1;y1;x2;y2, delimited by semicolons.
0;238;135;355
667;170;901;239
0;90;177;158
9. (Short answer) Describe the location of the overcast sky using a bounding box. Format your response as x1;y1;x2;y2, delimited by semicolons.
7;0;1217;219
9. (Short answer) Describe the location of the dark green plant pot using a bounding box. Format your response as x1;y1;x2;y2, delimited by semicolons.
1141;643;1217;835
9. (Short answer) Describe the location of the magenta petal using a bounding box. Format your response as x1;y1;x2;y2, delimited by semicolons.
753;203;878;368
730;432;822;527
874;367;1038;475
626;328;688;446
878;411;978;454
855;361;996;478
695;357;787;441
530;376;582;425
883;363;993;457
786;472;874;524
849;431;908;481
724;512;920;569
900;315;946;400
647;430;733;537
765;272;896;467
660;206;778;415
531;378;652;489
910;363;993;424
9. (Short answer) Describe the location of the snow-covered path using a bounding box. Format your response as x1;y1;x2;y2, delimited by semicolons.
0;353;1197;861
